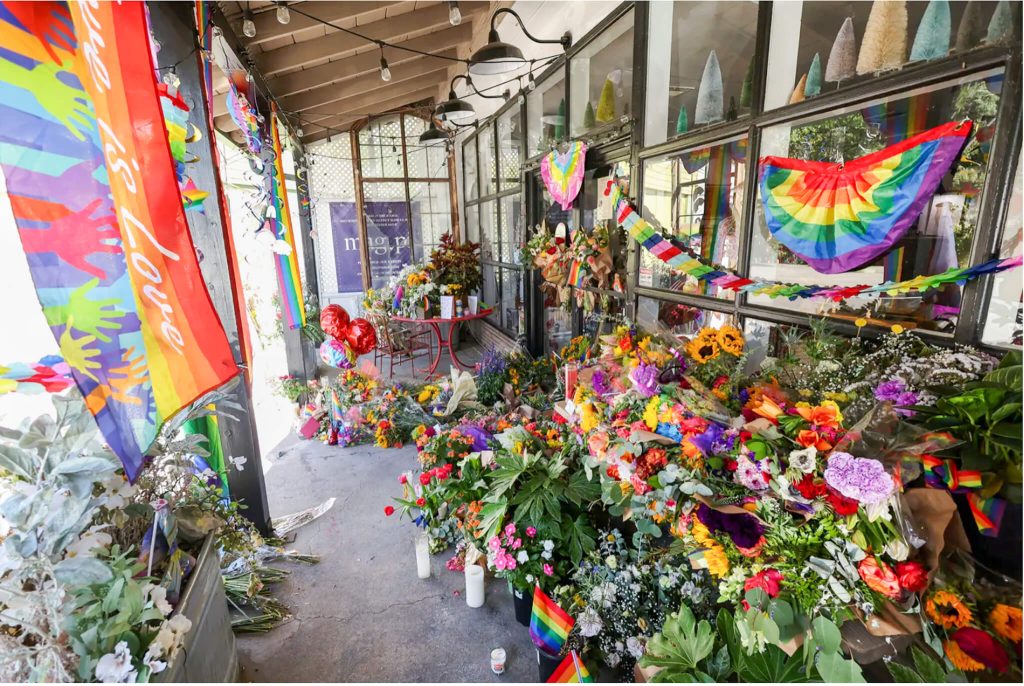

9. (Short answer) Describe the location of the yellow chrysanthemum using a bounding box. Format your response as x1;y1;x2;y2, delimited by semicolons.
643;397;661;430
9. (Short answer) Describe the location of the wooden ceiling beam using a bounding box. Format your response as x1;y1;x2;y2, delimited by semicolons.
297;87;436;133
266;23;471;98
281;57;454;113
245;1;404;47
257;1;485;76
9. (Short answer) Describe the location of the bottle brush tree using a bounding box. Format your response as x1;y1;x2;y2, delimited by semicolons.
596;78;616;123
986;0;1017;46
909;0;951;61
694;50;724;125
955;1;986;51
675;105;689;135
789;73;808;104
826;17;857;84
583;101;596;129
856;0;908;74
805;53;822;97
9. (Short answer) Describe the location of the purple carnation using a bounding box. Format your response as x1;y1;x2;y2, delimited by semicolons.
592;370;611;397
688;423;725;456
695;504;765;549
894;391;919;417
874;378;907;403
823;452;894;504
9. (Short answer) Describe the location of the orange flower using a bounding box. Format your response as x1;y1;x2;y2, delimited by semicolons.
795;400;844;429
944;639;985;672
796;429;833;451
588;431;610;460
749;395;785;422
858;557;901;599
989;604;1023;643
926;590;973;630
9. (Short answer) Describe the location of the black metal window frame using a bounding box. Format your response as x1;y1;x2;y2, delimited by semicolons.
460;1;1022;352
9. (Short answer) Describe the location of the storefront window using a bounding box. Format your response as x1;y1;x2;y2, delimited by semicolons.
497;106;522;190
478;123;497;197
464;136;478;201
482;264;500;328
749;72;1003;333
764;2;1008;111
500;266;521;335
982;150;1023;348
410;181;452;260
499;194;522;267
527;65;566;157
570;10;634;137
636;296;731;337
638;137;747;299
359;117;405;178
480;199;499;262
645;2;759;146
407;117;449;178
464;203;479;243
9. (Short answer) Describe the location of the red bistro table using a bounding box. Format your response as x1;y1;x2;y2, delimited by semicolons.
392;309;494;377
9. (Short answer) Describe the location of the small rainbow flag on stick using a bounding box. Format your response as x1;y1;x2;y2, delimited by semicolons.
530;586;574;656
548;650;593;683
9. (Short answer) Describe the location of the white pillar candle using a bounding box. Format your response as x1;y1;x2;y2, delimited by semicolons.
414;534;430;579
465;563;485;608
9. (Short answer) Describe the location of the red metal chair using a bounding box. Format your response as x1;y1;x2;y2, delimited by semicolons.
367;312;434;378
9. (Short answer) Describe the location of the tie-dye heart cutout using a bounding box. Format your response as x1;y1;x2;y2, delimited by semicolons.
541;142;587;210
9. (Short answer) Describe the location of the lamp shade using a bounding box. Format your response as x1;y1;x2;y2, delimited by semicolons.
435;90;475;122
468;30;525;75
419;121;448;146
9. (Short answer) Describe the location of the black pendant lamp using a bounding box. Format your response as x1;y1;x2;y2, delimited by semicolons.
469;8;571;76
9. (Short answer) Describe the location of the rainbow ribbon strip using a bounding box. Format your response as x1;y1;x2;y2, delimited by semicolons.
606;178;1024;302
759;121;972;274
270;104;306;329
547;651;593;683
0;356;73;396
530;585;574;657
227;81;262;155
968;492;1007;537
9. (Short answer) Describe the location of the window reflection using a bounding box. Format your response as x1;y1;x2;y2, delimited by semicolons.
983;150;1023;348
527;67;566;157
637;296;731;337
570;11;634;137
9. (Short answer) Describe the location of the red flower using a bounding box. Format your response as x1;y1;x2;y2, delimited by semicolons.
895;561;929;593
744;568;783;597
723;458;738;472
419;472;431;485
950;627;1010;673
416;497;426;507
424;426;437;438
552;412;567;424
712;375;729;390
665;499;676;508
606;465;620;480
795;474;826;499
399;474;408;484
384;506;395;516
826;487;859;515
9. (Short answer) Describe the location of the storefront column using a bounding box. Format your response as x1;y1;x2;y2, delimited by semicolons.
151;2;271;534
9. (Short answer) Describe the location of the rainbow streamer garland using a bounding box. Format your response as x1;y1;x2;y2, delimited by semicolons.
607;178;1023;303
759;121;972;274
270;105;306;329
530;585;574;656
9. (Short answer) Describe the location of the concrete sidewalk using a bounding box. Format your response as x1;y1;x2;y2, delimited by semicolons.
237;433;539;682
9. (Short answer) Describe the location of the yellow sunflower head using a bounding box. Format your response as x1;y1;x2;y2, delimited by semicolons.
717;324;744;355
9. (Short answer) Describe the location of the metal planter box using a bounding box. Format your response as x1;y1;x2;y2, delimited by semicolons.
156;535;238;683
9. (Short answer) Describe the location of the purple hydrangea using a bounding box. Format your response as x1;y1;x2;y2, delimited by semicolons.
823;452;894;504
874;378;908;403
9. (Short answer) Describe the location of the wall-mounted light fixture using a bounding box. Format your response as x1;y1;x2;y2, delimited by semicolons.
469;8;571;75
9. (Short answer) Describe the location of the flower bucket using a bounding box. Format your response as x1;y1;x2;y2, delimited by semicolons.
155;536;238;682
537;648;562;682
512;585;531;626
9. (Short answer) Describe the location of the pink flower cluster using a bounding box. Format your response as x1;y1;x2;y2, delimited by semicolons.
486;522;536;571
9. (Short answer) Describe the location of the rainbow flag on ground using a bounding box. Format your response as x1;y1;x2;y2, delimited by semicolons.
548;650;593;683
530;585;574;656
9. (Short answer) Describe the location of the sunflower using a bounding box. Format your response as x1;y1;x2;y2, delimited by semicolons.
926;590;973;630
943;639;985;672
989;604;1023;643
687;330;720;364
717;324;744;355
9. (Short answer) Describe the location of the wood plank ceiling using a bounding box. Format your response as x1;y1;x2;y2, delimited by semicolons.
214;0;497;146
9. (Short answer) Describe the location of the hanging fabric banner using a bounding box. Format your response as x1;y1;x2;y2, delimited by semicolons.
541;142;587;210
0;1;238;480
607;178;1023;302
270;103;306;329
759;120;972;274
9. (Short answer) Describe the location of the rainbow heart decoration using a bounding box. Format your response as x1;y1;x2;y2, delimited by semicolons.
541;142;587;210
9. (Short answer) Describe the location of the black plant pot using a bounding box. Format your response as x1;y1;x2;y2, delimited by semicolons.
537;649;563;682
512;585;531;626
954;494;1023;581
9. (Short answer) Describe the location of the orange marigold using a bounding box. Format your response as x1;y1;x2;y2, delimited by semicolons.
927;590;973;630
989;604;1023;643
944;639;985;672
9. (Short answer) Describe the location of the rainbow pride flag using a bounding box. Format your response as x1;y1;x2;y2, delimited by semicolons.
968;493;1007;537
530;586;574;656
759;120;972;274
547;650;593;683
0;1;238;480
270;104;306;329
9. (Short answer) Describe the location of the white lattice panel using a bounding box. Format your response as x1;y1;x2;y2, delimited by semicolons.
307;135;356;298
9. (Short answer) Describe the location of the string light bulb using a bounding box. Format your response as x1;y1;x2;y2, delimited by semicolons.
242;8;256;38
276;2;290;25
448;1;461;26
378;45;392;82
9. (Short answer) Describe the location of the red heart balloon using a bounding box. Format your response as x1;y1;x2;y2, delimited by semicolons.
320;304;351;339
345;318;377;356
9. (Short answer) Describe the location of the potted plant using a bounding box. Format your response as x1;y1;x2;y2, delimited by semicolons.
429;233;481;306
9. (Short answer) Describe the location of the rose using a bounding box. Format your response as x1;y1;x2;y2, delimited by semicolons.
894;561;929;593
795;474;826;499
526;527;537;538
826;487;859;516
384;506;395;516
796;429;832;451
950;627;1010;673
858;557;901;599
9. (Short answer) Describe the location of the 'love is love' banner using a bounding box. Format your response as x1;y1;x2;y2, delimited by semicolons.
0;1;238;480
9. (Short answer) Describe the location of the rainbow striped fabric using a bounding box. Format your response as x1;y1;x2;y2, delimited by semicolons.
968;493;1007;537
270;105;306;329
759;121;972;274
530;585;574;656
547;650;593;683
